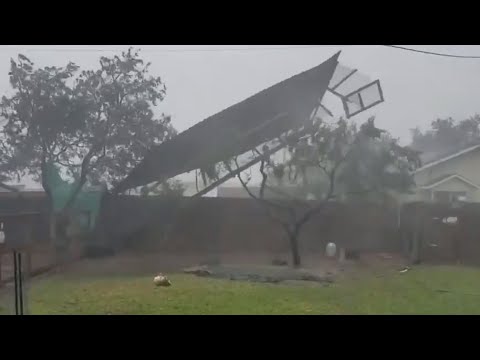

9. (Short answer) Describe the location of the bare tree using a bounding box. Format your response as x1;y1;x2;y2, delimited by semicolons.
226;117;418;267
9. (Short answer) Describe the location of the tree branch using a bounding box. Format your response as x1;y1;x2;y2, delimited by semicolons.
62;144;100;211
192;126;310;198
258;159;268;199
232;157;299;237
56;160;81;168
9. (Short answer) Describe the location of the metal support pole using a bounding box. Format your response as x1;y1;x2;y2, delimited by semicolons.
13;251;24;315
18;252;23;315
13;251;18;315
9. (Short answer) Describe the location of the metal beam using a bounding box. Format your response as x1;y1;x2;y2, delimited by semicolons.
191;141;287;198
191;111;319;198
330;68;358;91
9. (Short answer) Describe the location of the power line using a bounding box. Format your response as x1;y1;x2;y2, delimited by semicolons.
0;45;348;54
382;45;480;59
2;45;480;59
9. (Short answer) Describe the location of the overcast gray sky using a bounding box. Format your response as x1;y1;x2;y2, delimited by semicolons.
1;45;480;188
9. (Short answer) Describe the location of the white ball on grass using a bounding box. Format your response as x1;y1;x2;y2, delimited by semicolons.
154;274;171;287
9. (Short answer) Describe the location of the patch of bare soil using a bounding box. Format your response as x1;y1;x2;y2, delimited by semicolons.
183;264;335;285
45;250;407;282
181;252;407;284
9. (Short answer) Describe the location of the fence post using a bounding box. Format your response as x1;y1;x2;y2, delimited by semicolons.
25;224;32;276
411;231;419;264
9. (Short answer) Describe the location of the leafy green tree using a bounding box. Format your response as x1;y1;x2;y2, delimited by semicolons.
0;48;176;211
410;115;480;154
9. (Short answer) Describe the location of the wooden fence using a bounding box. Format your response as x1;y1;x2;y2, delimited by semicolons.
98;196;401;255
400;202;480;264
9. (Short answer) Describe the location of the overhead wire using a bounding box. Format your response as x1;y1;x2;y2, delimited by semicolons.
1;45;480;59
0;45;348;53
1;45;480;60
382;45;480;59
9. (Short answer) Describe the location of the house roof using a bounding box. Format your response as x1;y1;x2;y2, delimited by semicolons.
420;173;480;190
113;52;340;194
0;183;23;193
415;144;480;173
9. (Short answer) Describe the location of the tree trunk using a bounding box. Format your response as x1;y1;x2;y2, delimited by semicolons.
40;160;74;265
288;233;301;268
41;173;57;244
63;178;87;211
42;178;70;265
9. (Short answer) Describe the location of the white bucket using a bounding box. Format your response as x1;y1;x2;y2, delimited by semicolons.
326;242;337;258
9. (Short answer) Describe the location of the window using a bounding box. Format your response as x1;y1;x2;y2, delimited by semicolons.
433;191;467;203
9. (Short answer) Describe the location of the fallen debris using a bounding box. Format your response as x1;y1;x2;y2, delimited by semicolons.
272;259;288;266
183;266;212;277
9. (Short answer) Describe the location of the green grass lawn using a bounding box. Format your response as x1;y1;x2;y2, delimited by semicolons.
2;265;480;314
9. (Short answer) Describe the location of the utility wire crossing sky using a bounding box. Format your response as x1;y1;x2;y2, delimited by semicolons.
2;45;480;58
0;45;479;187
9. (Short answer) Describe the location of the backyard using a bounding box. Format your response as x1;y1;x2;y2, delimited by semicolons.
2;264;480;315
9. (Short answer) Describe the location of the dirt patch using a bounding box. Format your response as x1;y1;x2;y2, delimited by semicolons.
37;250;407;282
184;264;335;284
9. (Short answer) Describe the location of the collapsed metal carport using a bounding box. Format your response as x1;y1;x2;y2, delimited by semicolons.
113;52;340;194
113;50;384;195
